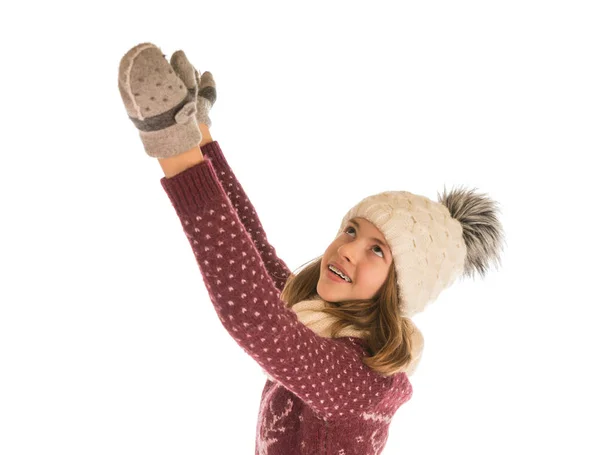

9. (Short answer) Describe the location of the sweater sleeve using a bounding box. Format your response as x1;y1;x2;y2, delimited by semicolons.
199;141;291;292
160;159;399;421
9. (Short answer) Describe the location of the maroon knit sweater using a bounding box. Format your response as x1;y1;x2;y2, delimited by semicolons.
160;141;413;455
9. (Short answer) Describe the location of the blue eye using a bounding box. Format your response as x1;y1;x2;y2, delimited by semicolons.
344;226;384;258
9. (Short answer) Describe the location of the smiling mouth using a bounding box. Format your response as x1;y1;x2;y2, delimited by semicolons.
326;267;351;283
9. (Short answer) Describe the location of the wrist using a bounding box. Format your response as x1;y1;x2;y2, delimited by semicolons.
199;123;213;146
158;145;204;178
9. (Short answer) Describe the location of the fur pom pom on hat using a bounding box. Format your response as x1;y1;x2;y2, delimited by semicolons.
336;185;505;318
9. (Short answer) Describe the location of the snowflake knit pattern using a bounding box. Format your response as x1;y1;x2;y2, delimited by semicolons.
160;141;414;455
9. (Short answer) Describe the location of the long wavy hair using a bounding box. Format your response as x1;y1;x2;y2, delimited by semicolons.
280;254;416;378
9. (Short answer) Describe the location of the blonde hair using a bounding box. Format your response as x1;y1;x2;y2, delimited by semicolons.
280;255;417;378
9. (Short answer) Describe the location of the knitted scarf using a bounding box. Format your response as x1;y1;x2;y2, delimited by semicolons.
261;296;424;381
290;296;371;339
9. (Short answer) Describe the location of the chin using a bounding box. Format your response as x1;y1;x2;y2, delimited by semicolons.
316;279;342;303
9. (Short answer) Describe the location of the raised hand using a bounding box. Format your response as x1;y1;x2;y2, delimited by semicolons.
170;50;217;128
118;42;202;159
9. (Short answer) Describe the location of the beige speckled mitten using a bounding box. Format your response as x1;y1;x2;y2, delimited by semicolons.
170;49;217;128
118;42;202;159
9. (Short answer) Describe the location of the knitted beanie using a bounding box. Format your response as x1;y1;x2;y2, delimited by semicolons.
336;186;505;318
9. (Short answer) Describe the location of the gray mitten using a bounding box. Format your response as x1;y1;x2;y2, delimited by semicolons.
118;42;202;159
170;50;217;128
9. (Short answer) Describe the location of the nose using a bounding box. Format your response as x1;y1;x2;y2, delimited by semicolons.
337;241;359;265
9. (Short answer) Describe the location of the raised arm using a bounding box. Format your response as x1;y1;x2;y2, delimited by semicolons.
159;124;292;293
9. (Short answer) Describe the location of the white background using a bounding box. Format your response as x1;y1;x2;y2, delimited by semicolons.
1;0;598;453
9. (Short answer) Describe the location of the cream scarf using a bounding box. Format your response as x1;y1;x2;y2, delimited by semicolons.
261;296;424;380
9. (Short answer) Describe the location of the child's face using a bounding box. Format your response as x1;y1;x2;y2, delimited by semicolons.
317;217;392;302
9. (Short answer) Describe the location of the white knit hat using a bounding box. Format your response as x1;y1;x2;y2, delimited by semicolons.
336;186;505;318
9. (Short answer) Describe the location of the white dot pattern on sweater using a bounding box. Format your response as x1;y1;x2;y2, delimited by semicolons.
160;142;413;455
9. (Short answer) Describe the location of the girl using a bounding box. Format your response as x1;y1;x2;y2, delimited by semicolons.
118;42;505;455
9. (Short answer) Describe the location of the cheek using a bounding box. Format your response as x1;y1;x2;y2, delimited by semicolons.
363;264;384;280
325;240;340;254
